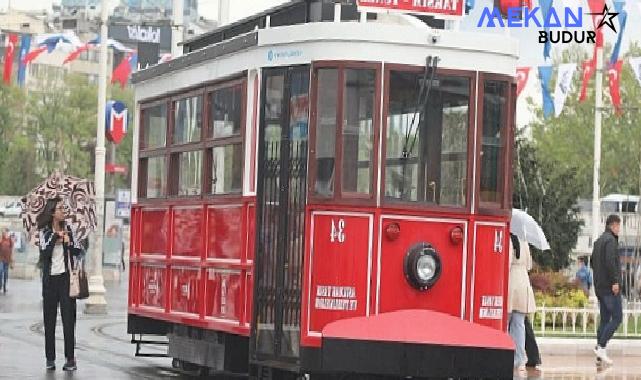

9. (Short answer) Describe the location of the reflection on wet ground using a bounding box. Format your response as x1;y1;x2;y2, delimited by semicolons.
3;279;641;379
519;355;641;379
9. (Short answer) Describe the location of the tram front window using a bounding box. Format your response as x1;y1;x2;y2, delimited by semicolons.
314;69;338;197
480;80;507;205
313;66;377;198
342;69;375;194
385;71;470;207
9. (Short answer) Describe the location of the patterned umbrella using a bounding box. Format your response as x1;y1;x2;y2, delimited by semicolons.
21;170;97;248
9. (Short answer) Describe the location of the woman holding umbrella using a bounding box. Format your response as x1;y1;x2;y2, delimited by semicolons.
38;198;83;371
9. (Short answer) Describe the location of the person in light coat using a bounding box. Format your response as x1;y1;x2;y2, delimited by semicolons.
508;234;537;374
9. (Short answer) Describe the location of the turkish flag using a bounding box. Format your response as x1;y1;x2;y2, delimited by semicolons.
495;0;532;17
588;0;605;49
516;67;530;97
63;43;90;65
111;52;135;89
22;46;47;65
607;60;623;116
3;33;18;85
579;60;595;103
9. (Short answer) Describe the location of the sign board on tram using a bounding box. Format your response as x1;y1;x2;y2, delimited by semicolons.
356;0;465;18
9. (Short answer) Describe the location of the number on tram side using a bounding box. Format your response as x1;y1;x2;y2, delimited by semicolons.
330;219;346;243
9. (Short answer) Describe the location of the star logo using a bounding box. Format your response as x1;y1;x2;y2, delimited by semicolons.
588;4;620;33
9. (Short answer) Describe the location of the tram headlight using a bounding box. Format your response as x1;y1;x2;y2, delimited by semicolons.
416;254;436;282
404;242;442;291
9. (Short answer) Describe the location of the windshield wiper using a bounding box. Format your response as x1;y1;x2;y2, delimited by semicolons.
398;55;439;198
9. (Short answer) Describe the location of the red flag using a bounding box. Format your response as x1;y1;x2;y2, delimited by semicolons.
607;60;623;115
63;43;90;65
22;46;47;65
588;0;605;49
516;67;530;97
496;0;532;17
579;60;595;103
3;33;18;85
111;52;134;89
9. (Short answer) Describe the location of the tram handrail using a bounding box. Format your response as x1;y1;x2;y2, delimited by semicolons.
533;304;641;338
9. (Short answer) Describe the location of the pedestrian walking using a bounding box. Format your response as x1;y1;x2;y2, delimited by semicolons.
576;256;593;295
0;227;14;293
37;198;83;371
591;214;623;366
524;315;542;368
508;233;537;377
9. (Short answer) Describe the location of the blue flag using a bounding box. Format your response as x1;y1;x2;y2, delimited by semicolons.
540;0;553;59
17;34;31;87
610;1;627;65
538;66;555;119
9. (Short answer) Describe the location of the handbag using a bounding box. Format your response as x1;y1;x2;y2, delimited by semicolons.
70;257;89;300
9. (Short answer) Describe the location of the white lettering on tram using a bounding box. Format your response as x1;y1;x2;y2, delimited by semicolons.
359;0;458;11
315;285;358;311
481;295;503;307
412;0;458;11
315;298;358;311
479;294;503;320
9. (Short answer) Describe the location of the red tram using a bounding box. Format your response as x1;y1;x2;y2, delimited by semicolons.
128;1;519;378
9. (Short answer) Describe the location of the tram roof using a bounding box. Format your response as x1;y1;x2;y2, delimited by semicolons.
180;0;444;53
132;2;519;93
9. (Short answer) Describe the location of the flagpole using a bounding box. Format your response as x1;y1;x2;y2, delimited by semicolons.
591;44;603;255
85;0;109;315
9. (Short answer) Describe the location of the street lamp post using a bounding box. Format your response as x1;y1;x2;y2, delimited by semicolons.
592;45;604;246
171;0;184;58
85;0;109;315
588;45;604;306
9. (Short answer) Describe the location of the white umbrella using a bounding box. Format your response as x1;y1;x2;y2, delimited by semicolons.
511;209;551;251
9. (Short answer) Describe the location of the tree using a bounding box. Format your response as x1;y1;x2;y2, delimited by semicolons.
528;43;641;198
0;84;35;195
513;136;583;271
27;74;98;179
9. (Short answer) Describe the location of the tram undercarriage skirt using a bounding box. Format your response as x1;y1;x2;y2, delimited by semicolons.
320;310;514;378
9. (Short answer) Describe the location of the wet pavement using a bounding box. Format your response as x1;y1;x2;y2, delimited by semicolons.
2;277;641;379
0;277;184;379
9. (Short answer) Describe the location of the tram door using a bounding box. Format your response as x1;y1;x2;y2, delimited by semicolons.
253;66;310;363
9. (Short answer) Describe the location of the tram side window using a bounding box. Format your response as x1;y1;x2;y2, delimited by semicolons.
480;80;507;205
211;85;242;138
342;69;375;195
315;69;338;197
143;104;167;149
385;71;470;206
211;145;243;194
177;151;203;196
146;156;167;198
173;95;202;144
208;84;244;195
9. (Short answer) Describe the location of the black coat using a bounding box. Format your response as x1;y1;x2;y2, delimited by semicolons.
39;226;83;286
591;229;621;296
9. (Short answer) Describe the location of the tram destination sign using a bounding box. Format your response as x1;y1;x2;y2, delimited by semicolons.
357;0;465;18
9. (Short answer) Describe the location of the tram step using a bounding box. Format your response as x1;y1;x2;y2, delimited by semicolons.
131;334;169;358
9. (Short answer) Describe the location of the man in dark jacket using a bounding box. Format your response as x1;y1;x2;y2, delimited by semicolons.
591;214;622;366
